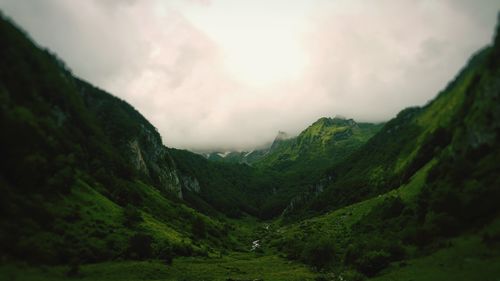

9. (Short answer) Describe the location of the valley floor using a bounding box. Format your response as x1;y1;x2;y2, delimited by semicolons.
2;163;499;281
0;253;316;281
3;212;499;281
2;232;499;281
3;162;498;281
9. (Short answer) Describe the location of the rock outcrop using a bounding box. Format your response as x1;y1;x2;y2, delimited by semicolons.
78;80;185;198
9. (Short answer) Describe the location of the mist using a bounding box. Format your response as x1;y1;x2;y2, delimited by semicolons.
1;0;498;150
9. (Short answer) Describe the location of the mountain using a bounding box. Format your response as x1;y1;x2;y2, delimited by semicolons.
205;118;382;170
269;14;500;278
255;117;383;216
292;38;500;218
168;148;279;218
205;150;261;164
0;14;240;265
269;130;292;151
201;117;383;218
256;117;382;172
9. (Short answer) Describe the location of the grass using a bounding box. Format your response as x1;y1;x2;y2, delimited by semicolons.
389;158;436;202
408;215;500;281
273;159;435;245
56;180;123;227
140;212;186;244
371;233;500;281
394;70;474;175
166;253;316;281
0;253;316;281
41;180;131;259
2;160;496;281
32;178;240;264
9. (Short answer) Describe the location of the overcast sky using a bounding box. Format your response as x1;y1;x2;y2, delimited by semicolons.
1;0;498;151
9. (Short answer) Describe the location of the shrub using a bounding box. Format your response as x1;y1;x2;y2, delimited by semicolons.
355;250;391;277
344;243;363;266
128;233;153;260
424;211;459;237
301;236;336;269
342;270;366;281
385;242;406;261
66;262;80;278
380;197;405;219
173;241;194;257
123;204;142;227
191;216;206;239
155;240;174;265
47;166;75;193
280;236;302;260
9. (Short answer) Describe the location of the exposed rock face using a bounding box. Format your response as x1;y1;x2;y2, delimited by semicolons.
78;80;185;199
281;176;332;216
128;126;183;198
181;176;201;193
51;105;67;127
282;195;308;216
129;139;149;176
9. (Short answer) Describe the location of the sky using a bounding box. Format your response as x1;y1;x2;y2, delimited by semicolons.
0;0;498;151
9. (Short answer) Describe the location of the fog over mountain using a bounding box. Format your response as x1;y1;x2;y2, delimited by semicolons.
1;0;497;150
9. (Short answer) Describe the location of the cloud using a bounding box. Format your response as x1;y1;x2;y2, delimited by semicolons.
0;0;498;150
185;0;212;6
299;0;497;121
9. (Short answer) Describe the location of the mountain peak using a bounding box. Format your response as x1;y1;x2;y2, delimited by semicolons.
313;117;332;125
275;131;290;141
270;131;291;151
311;116;356;129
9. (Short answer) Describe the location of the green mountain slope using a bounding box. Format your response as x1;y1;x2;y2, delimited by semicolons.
267;14;500;279
251;118;382;218
256;117;382;175
202;117;383;218
204;118;381;172
0;14;234;265
168;148;281;218
290;43;498;217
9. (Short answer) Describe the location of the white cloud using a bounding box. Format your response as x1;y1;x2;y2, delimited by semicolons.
0;0;497;150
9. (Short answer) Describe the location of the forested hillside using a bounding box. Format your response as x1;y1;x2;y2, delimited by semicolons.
266;13;500;278
0;14;238;266
199;117;383;218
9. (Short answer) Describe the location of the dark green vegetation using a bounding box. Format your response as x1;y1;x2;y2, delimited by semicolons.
1;11;500;281
253;118;383;218
200;118;383;218
0;13;237;266
266;13;500;279
254;118;382;175
168;148;278;218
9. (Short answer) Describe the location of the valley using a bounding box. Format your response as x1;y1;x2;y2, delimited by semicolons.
1;9;500;281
